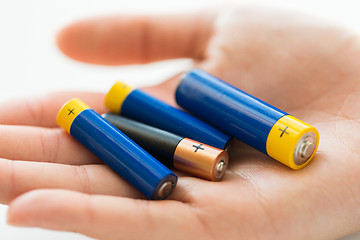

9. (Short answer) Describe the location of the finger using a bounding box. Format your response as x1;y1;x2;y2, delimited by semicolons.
57;12;215;65
0;91;106;127
8;189;205;240
0;159;141;204
0;125;100;164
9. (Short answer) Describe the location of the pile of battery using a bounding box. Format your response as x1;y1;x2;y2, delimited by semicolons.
57;69;319;200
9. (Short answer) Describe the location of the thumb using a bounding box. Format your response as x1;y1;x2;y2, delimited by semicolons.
57;12;215;65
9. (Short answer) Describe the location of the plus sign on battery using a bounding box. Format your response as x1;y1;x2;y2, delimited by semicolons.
192;144;204;152
279;126;290;137
68;108;75;115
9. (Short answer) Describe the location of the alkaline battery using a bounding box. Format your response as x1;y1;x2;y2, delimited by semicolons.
103;113;229;181
105;81;231;150
176;69;319;170
57;98;177;200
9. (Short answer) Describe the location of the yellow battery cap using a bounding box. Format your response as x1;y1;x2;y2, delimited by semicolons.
105;81;133;114
57;98;90;134
266;115;319;170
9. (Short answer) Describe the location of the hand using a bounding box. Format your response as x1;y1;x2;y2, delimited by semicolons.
3;7;360;240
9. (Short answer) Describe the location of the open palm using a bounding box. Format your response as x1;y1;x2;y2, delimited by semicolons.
2;7;360;240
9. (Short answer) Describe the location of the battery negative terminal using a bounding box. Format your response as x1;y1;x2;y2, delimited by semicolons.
157;181;175;199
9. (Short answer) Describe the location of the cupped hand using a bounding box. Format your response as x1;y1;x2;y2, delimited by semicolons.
3;7;360;240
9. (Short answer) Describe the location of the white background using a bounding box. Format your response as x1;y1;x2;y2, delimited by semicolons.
0;1;360;239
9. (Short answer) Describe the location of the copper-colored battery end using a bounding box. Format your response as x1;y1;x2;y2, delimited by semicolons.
173;138;229;181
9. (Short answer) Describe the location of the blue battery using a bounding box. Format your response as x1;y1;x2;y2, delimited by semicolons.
176;69;286;153
175;69;319;170
57;98;177;200
105;82;231;150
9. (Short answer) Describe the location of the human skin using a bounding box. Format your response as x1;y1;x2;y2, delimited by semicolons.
1;7;360;240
